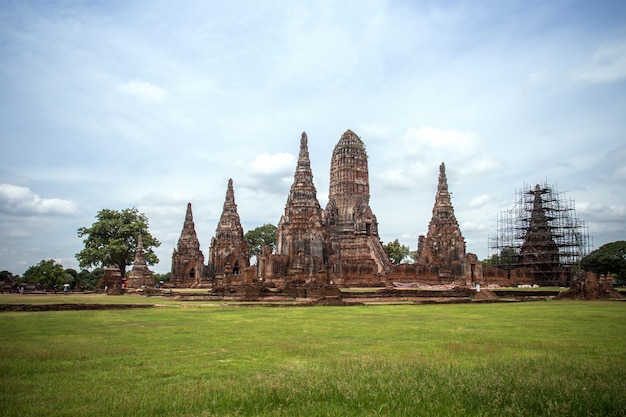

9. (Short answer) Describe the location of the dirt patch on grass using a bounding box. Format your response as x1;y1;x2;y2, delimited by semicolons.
0;304;154;312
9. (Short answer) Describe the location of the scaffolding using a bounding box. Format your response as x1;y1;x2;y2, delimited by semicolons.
489;181;591;284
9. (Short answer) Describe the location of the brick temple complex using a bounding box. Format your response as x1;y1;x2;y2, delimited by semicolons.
159;129;584;289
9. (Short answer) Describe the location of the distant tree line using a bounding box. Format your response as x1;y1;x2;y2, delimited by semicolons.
1;260;104;292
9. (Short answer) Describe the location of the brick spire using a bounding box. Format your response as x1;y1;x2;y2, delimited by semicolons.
286;132;319;205
433;162;455;216
208;179;250;276
277;132;329;274
132;234;147;268
171;203;204;286
417;163;466;272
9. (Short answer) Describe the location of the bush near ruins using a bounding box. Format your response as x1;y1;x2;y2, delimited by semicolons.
581;240;626;284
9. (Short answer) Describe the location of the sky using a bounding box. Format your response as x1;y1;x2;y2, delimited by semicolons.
1;0;625;275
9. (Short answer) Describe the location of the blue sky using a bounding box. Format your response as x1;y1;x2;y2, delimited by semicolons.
1;0;625;275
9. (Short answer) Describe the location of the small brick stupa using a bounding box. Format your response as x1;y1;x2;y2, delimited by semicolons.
126;234;154;288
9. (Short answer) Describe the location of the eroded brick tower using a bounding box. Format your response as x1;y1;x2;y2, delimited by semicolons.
126;234;154;288
519;184;560;281
207;179;250;277
325;130;391;283
171;203;205;287
276;132;330;276
416;162;466;280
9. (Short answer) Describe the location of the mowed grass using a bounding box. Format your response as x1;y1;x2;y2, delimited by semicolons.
0;300;625;416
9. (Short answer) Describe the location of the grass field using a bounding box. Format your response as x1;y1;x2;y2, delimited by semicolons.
0;297;625;416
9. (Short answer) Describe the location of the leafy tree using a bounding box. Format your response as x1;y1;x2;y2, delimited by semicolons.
154;272;171;284
581;241;626;282
76;268;103;291
65;268;78;285
483;247;519;271
76;208;160;278
384;239;411;264
23;259;67;289
244;224;277;263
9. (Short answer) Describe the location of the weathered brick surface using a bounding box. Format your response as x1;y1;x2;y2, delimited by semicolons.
171;203;204;287
207;179;250;279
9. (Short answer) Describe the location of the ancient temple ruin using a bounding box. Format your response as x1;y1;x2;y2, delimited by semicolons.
416;162;467;281
207;179;250;280
519;185;561;281
325;130;392;284
171;203;205;287
126;234;154;288
164;128;590;291
489;182;590;285
275;132;330;278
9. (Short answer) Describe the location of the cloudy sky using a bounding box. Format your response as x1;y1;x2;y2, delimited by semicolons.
1;0;625;275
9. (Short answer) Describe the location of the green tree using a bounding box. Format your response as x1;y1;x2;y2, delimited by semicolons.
75;268;103;291
23;259;67;289
244;224;277;264
581;241;626;282
154;272;171;285
484;247;519;271
383;239;411;264
76;208;160;278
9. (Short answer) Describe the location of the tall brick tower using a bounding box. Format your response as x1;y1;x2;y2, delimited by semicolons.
519;184;560;280
276;132;330;275
325;129;391;282
207;179;250;277
416;162;466;280
171;203;205;287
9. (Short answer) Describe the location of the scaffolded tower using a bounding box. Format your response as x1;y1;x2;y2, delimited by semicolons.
489;182;590;284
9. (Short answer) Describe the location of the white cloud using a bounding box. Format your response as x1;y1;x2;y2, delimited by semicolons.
0;184;78;216
251;153;296;175
117;79;167;103
378;169;413;190
403;127;478;155
466;194;492;209
458;158;502;177
460;221;487;233
577;201;626;222
570;38;626;84
4;227;32;238
527;70;550;84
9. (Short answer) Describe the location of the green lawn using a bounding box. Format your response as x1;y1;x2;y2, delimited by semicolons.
0;300;624;416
